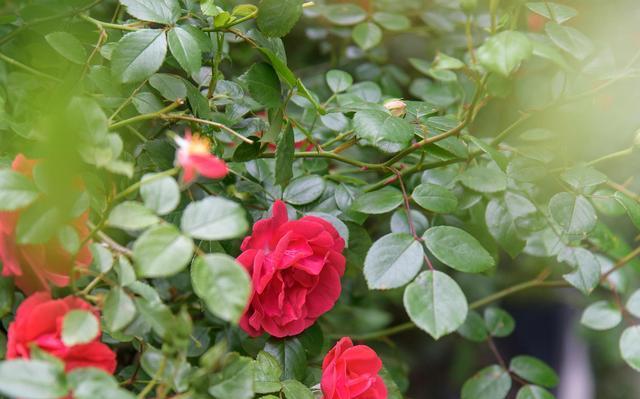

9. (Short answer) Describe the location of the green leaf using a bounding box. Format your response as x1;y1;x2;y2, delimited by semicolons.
45;32;86;64
614;191;640;230
620;325;640;371
390;209;429;236
107;201;159;230
509;356;559;388
275;125;294;186
423;226;495;273
484;307;516;337
561;247;600;295
507;158;547;182
458;311;488;342
364;233;424;289
140;173;180;215
527;2;577;23
461;365;511;399
133;224;194;278
412;183;458;213
282;380;314;399
120;0;180;24
459;166;507;193
477;31;533;76
548;192;597;236
115;255;136;286
103;287;136;332
545;22;593;60
323;4;367;26
353;110;414;153
255;351;282;394
0;359;68;399
191;254;251;323
149;73;186;101
257;0;303;37
403;270;468;339
180;197;248;240
351;187;403;215
61;310;99;346
209;355;255;399
111;29;167;83
516;385;556;399
167;26;201;76
89;243;114;273
372;12;411;31
264;337;307;380
485;199;525;258
0;170;39;211
245;62;281;108
326;70;353;93
626;289;640;318
68;368;136;399
560;165;607;191
580;300;621;330
352;22;383;50
283;175;325;205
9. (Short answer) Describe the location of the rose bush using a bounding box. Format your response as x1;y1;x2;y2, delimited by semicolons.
0;0;639;399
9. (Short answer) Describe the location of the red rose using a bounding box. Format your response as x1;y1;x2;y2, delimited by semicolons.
321;337;387;399
238;200;345;337
7;292;117;373
0;154;92;294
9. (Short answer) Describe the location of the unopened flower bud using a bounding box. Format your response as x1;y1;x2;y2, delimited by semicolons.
384;99;406;117
460;0;478;14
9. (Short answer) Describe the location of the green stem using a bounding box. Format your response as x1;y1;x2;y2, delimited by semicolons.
0;52;61;82
582;147;634;167
137;356;167;399
162;114;254;144
80;14;140;31
256;151;384;170
109;100;184;130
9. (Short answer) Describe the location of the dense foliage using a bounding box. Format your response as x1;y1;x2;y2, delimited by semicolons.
0;0;639;398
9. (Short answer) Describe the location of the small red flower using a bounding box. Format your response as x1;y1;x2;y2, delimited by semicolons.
321;337;387;399
175;130;228;183
0;154;92;294
527;12;545;32
238;200;346;338
7;292;117;374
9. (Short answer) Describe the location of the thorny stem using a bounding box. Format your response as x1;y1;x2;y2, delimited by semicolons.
161;114;254;144
109;100;185;130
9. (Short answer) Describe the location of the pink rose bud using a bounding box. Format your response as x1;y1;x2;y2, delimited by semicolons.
175;129;228;184
384;99;406;117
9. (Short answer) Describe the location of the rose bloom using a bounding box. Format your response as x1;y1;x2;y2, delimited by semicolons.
321;337;387;399
0;154;92;294
238;200;345;338
175;130;228;183
7;292;117;373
